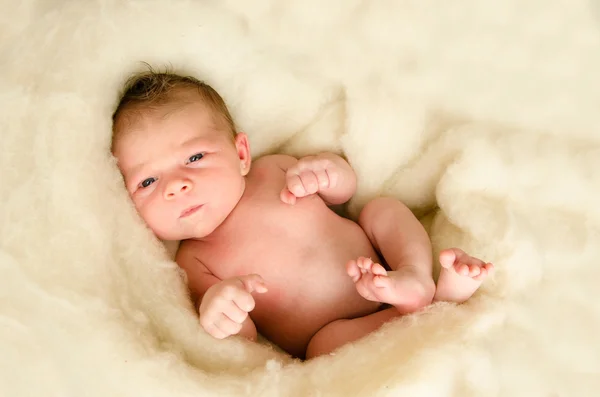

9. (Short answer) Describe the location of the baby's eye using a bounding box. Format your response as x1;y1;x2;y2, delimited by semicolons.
187;153;204;163
139;177;157;188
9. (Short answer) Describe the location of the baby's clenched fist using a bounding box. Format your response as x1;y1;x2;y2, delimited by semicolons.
199;274;267;339
280;156;340;204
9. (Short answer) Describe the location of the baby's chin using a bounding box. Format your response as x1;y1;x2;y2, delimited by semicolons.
153;223;215;241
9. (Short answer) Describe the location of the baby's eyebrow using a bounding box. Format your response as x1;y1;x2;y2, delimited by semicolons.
180;136;211;148
125;163;147;179
122;163;152;189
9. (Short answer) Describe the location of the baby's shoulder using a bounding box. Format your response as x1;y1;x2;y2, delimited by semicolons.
252;154;298;173
246;154;296;195
174;239;209;274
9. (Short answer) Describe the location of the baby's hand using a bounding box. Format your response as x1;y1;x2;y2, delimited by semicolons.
199;274;267;339
280;155;340;204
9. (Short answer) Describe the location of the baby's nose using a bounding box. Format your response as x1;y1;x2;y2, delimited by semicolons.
164;178;193;200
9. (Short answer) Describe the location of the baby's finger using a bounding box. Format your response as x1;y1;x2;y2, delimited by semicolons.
299;170;319;194
200;316;228;339
208;325;228;339
279;188;297;205
286;174;306;197
222;301;249;324
238;274;268;294
232;291;256;313
214;313;243;336
314;169;330;189
326;168;339;188
294;156;317;171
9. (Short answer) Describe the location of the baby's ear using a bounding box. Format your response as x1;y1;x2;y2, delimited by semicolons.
235;132;251;175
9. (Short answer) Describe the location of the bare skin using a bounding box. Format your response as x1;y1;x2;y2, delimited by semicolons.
114;96;494;360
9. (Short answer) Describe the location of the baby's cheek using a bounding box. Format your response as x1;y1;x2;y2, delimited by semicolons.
134;198;150;219
138;199;163;228
146;214;174;240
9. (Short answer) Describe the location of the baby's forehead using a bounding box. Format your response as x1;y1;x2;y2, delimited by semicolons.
113;99;219;145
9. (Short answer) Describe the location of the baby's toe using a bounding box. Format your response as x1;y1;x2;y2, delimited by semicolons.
372;274;391;289
468;265;481;278
346;260;361;282
439;249;459;269
357;257;386;275
370;262;387;277
356;257;371;269
473;264;496;281
473;267;489;281
455;263;470;276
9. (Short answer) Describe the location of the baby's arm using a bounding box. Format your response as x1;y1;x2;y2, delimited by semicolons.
280;152;357;205
176;243;262;341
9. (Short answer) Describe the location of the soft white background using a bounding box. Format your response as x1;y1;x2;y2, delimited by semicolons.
1;1;600;396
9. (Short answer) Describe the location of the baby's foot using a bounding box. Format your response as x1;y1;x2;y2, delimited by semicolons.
346;257;435;314
434;248;494;303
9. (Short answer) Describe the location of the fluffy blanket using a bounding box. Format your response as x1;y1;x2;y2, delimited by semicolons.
2;1;600;396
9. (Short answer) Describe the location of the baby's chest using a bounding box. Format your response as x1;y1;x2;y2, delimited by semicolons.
204;196;336;278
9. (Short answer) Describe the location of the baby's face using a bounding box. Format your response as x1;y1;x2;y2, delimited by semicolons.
113;101;250;240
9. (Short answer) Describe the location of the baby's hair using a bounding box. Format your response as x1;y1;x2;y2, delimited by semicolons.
112;65;236;149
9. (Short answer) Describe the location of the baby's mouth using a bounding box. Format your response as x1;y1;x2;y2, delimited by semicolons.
180;204;203;219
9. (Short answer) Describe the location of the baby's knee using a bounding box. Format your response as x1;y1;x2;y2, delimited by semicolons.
358;197;408;227
305;319;350;359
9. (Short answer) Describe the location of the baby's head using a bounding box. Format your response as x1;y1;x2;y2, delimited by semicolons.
112;69;251;241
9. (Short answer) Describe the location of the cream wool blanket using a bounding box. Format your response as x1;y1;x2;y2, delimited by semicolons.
2;1;600;396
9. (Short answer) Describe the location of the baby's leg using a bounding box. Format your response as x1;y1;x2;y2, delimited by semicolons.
349;197;436;313
306;307;400;359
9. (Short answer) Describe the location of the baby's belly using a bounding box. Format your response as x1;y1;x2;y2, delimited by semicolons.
246;212;382;356
253;270;381;358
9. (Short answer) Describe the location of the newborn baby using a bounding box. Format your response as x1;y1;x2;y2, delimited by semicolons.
111;71;494;359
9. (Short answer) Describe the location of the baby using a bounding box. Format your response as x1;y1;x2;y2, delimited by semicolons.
111;71;494;359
